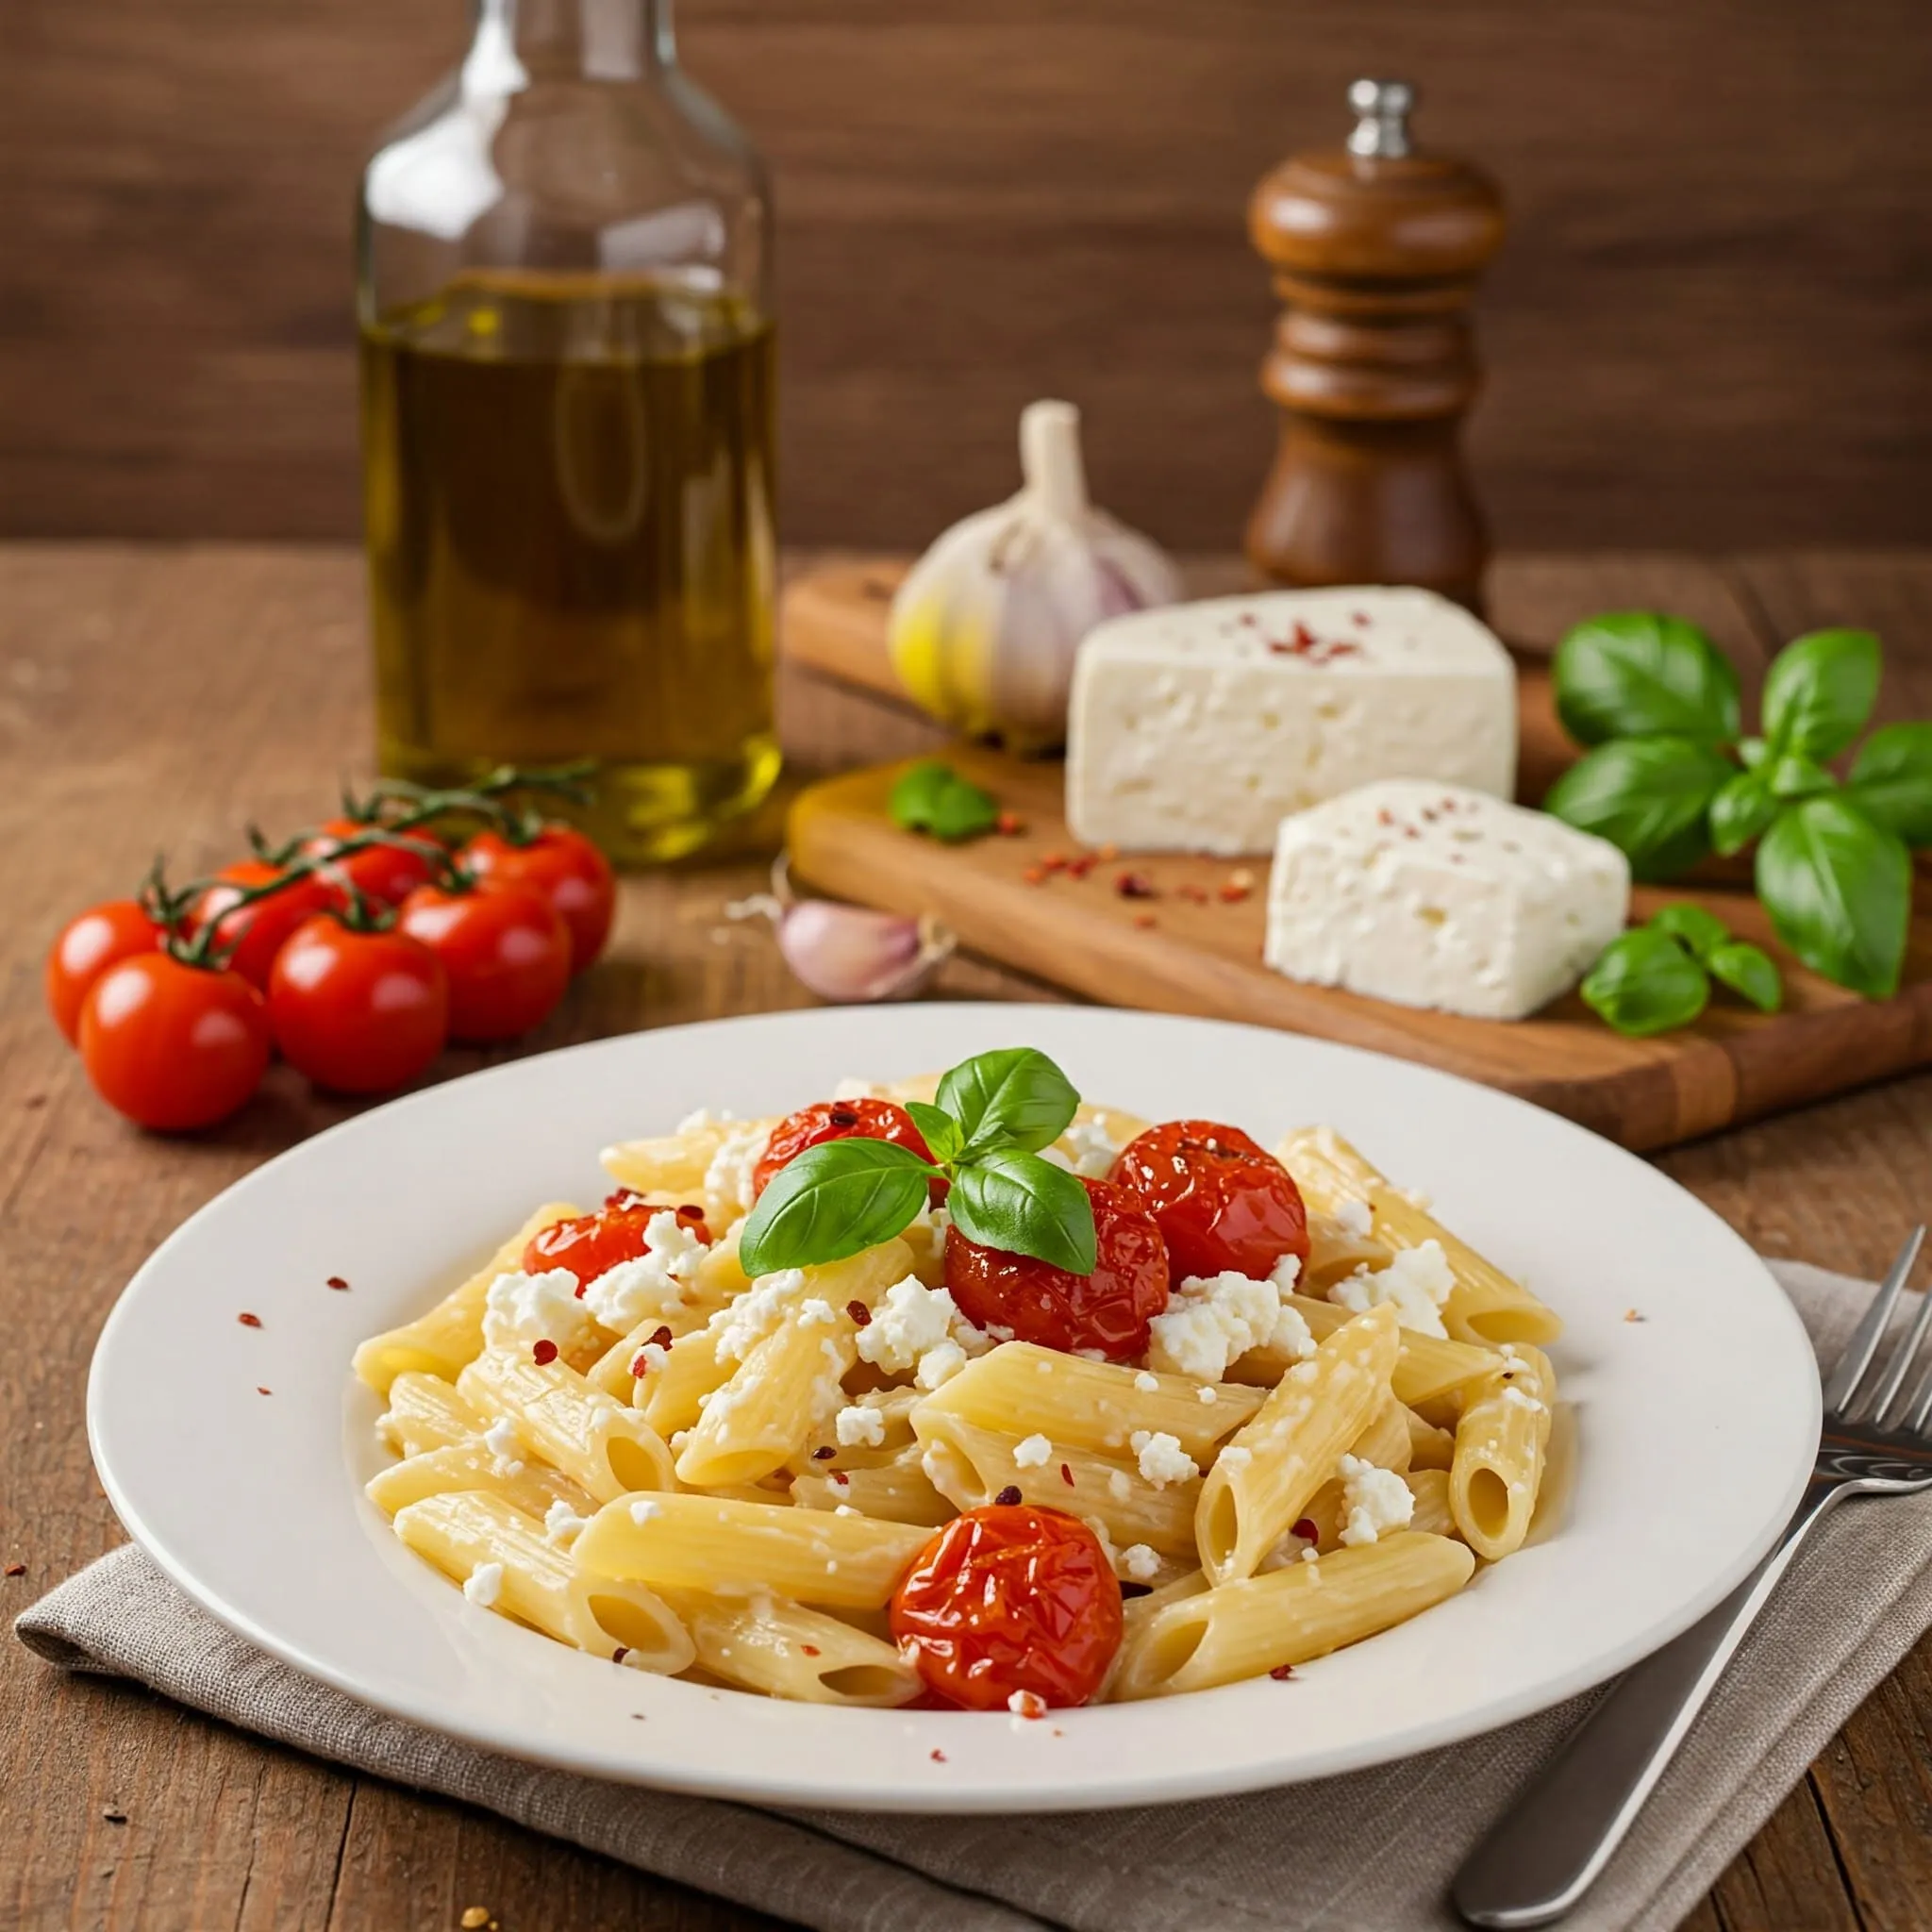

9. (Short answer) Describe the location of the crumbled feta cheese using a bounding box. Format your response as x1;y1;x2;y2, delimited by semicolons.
1501;1384;1547;1414
1108;1469;1133;1503
709;1269;808;1362
462;1561;504;1607
1121;1542;1161;1583
1217;1445;1253;1471
915;1340;968;1390
1133;1370;1160;1392
1330;1241;1455;1339
1197;1385;1218;1405
543;1499;589;1546
1050;1116;1122;1178
482;1417;525;1477
703;1122;773;1220
1270;1253;1303;1292
1147;1270;1316;1381
1301;1545;1320;1565
628;1498;663;1525
1129;1429;1198;1488
632;1340;669;1375
1338;1453;1414;1547
798;1298;839;1326
580;1210;708;1331
1333;1197;1374;1241
482;1267;599;1354
835;1405;886;1449
1012;1433;1053;1469
856;1275;985;1374
1008;1689;1048;1720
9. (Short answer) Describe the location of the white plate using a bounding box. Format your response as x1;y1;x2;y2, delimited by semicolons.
90;1005;1819;1813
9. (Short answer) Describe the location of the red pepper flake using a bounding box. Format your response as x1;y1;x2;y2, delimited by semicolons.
995;810;1025;837
1114;871;1157;899
1352;610;1371;626
1376;808;1394;827
630;1352;652;1378
1624;1307;1647;1324
1403;826;1421;840
531;1339;559;1366
4;1563;25;1577
256;1386;272;1396
1022;865;1048;887
1041;852;1068;874
1270;1664;1297;1680
1133;912;1158;929
829;1108;860;1128
1176;882;1209;905
1323;641;1361;658
612;1646;629;1665
237;1312;261;1328
1064;853;1097;879
831;1470;850;1487
1421;807;1438;823
1119;1579;1152;1599
677;1203;706;1221
801;1643;822;1657
1059;1462;1074;1488
1217;880;1251;904
930;1747;948;1762
1292;1518;1319;1542
846;1300;872;1327
325;1275;350;1291
994;1484;1022;1507
813;1444;838;1460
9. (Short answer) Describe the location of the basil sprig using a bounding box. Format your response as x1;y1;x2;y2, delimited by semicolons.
737;1047;1097;1277
1581;905;1781;1037
1548;615;1929;1000
889;760;1000;842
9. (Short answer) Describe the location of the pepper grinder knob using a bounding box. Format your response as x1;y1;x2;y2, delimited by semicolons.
1346;77;1414;159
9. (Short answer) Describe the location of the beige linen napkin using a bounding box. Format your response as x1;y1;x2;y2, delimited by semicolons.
20;1261;1932;1932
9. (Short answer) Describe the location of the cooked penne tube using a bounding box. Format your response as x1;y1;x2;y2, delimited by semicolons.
1235;1295;1505;1412
793;1447;954;1526
667;1591;923;1706
599;1118;738;1198
1277;1127;1559;1347
458;1348;675;1501
1403;1406;1457;1471
365;1441;596;1524
354;1203;579;1394
1450;1344;1555;1560
1282;1392;1415;1554
1195;1305;1399;1586
1111;1532;1476;1699
634;1324;732;1433
574;1492;930;1609
912;1409;1199;1557
579;1224;755;1399
1300;1212;1394;1293
676;1241;911;1488
391;1490;693;1673
915;1342;1262;1462
379;1370;490;1457
1404;1467;1457;1539
792;1389;922;1470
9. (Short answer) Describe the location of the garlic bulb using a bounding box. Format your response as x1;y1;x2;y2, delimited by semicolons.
727;865;957;1005
889;400;1181;752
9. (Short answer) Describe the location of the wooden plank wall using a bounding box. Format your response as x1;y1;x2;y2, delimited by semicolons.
1;0;1928;553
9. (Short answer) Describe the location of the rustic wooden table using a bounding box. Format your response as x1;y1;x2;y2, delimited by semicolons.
3;544;1929;1932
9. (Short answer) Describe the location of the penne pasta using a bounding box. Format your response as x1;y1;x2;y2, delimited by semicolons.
1404;1467;1457;1540
353;1203;579;1394
1235;1294;1506;1413
458;1348;676;1501
1111;1532;1476;1699
366;1441;597;1524
1450;1344;1556;1560
792;1446;954;1526
574;1492;930;1609
391;1490;693;1673
379;1370;490;1458
667;1591;923;1707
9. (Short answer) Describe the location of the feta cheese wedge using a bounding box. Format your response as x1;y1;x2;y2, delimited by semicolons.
1263;780;1630;1020
1065;587;1516;855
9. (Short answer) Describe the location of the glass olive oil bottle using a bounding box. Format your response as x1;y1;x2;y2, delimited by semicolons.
357;1;776;864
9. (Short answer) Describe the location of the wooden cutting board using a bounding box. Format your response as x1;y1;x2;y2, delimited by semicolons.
781;561;1932;1152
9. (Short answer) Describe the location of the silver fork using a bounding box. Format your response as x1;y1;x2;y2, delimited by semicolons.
1453;1225;1932;1929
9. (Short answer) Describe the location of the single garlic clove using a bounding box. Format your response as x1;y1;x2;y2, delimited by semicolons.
776;899;957;1004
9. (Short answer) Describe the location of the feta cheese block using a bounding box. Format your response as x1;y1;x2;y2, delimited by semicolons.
1263;780;1630;1021
1065;586;1516;855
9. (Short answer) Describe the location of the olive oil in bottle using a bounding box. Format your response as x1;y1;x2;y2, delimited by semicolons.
361;274;778;865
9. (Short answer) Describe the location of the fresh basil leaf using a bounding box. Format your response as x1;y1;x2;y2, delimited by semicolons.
904;1100;962;1164
738;1138;933;1275
1707;940;1782;1014
889;760;952;830
1646;903;1729;961
889;760;999;843
1542;737;1734;880
1708;772;1778;857
937;1047;1080;1158
1847;721;1932;845
1766;752;1836;801
1553;613;1741;748
1756;795;1911;999
1579;928;1709;1037
1738;736;1771;771
949;1149;1097;1274
1761;628;1881;760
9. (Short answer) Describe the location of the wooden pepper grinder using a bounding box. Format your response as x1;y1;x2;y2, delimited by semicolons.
1245;79;1506;610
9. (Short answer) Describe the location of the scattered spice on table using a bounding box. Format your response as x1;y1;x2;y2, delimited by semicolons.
325;1274;350;1291
4;1563;25;1577
237;1311;261;1328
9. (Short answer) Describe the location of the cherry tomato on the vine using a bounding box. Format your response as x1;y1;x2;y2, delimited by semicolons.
397;880;572;1043
524;1196;710;1289
300;817;443;910
1109;1120;1309;1281
944;1175;1168;1360
265;913;448;1094
751;1097;939;1201
462;824;616;974
891;1504;1123;1710
78;953;270;1131
45;899;166;1044
190;860;335;992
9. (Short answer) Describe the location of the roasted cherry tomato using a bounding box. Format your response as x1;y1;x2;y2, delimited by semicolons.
300;817;443;910
190;860;336;993
78;953;270;1131
396;879;572;1043
525;1196;710;1289
45;899;166;1044
462;824;616;974
891;1504;1123;1710
265;913;449;1094
752;1097;939;1200
944;1175;1168;1360
1110;1120;1309;1281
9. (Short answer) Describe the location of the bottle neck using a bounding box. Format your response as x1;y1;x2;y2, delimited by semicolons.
479;0;675;79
